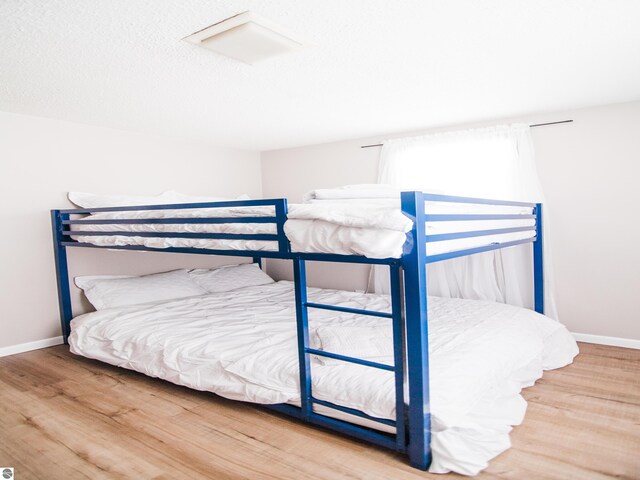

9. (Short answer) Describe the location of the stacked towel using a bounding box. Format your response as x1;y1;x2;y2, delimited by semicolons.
302;184;400;205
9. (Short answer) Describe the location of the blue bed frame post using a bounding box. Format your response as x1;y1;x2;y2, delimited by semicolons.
400;191;432;470
533;203;544;314
51;210;73;344
275;198;290;253
292;257;312;420
389;263;407;451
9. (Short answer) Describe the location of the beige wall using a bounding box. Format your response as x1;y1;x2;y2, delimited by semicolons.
0;111;261;348
261;101;640;341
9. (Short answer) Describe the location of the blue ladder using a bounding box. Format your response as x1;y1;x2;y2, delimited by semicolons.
292;258;407;452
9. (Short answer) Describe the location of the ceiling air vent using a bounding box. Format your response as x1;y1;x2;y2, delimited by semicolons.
183;11;304;65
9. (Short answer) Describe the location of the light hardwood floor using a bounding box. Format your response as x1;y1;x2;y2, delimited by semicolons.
0;343;638;480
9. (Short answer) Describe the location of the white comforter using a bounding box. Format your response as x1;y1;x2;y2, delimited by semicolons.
70;281;578;475
70;202;534;259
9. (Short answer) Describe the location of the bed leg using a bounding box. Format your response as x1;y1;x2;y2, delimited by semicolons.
400;192;432;470
533;203;544;314
51;210;73;344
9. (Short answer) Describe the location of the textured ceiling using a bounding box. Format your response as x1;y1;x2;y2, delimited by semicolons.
1;0;639;151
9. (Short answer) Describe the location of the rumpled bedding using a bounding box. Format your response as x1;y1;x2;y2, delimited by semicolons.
70;281;578;475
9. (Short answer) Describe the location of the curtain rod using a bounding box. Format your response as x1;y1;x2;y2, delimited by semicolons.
360;119;573;149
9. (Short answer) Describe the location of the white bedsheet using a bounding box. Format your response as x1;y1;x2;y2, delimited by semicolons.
70;281;577;475
70;202;534;259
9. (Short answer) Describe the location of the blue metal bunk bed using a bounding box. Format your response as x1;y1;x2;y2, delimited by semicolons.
51;191;543;470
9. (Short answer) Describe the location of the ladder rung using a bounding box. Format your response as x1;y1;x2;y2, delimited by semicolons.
310;397;396;427
305;348;394;372
305;302;392;319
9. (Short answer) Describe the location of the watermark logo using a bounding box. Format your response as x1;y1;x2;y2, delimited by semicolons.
1;468;13;479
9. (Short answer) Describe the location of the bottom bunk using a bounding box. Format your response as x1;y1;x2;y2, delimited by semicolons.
69;277;578;476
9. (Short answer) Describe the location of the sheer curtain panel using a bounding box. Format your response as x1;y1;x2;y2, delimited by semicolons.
374;124;558;319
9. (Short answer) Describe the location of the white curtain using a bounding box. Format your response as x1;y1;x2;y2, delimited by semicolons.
373;124;558;319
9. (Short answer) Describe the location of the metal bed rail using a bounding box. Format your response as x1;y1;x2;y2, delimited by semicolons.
414;191;544;314
57;197;290;254
421;192;539;262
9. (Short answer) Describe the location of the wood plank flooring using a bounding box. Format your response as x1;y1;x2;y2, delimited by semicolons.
0;343;638;479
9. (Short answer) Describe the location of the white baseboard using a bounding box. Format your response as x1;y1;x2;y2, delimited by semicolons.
0;336;64;358
572;332;640;350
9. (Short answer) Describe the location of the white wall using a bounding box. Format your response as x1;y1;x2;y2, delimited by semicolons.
262;140;378;293
261;101;640;341
0;111;261;349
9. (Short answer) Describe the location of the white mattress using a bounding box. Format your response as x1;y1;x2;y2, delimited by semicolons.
70;202;535;259
69;281;577;475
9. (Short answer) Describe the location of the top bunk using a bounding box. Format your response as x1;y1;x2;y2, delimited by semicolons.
52;191;541;266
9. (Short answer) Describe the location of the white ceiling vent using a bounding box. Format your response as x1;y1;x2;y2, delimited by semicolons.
183;11;304;65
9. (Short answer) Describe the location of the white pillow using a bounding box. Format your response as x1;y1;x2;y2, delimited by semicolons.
75;269;207;310
68;191;250;209
188;263;274;294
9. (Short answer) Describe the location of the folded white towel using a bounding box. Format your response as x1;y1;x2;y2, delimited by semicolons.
304;198;401;208
313;325;394;366
287;203;412;232
302;184;400;203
